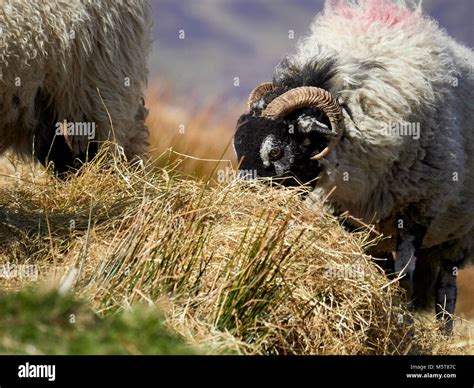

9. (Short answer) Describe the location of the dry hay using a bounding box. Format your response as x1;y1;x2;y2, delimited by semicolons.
0;150;470;354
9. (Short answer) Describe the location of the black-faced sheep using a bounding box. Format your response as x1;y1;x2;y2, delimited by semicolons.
233;0;473;332
0;0;151;175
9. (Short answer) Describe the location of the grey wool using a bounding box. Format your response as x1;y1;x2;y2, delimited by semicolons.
0;0;152;173
287;1;474;262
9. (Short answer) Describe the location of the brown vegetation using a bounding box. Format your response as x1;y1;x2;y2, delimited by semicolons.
0;87;472;354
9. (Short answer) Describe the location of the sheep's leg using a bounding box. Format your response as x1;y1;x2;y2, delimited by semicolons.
36;132;97;177
34;89;98;177
412;251;439;311
434;260;459;334
384;253;396;278
395;222;428;305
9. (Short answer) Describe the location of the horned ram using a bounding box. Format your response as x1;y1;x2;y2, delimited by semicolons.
233;0;474;332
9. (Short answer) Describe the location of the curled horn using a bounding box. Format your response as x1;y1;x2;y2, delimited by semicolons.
247;82;275;110
262;86;343;160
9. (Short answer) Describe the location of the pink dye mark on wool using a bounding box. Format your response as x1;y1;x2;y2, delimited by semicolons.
328;0;419;30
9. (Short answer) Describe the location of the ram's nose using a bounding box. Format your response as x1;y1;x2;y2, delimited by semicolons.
263;164;275;174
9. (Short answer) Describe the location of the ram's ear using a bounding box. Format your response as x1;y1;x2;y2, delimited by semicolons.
296;114;335;137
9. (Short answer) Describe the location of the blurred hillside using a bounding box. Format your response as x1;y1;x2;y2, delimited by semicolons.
150;0;474;100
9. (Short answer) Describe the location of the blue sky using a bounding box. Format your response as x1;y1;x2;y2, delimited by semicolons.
149;0;474;99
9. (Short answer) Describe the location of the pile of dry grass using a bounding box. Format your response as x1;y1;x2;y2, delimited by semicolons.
0;149;470;355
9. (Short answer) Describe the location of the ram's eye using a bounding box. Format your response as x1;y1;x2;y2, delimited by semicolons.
268;148;284;161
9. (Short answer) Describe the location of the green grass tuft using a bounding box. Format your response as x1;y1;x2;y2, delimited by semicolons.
0;289;195;355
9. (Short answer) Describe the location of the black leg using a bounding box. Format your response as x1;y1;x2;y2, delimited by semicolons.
435;260;458;334
365;248;396;278
34;88;98;177
395;219;428;305
384;253;395;278
35;132;97;178
412;250;439;311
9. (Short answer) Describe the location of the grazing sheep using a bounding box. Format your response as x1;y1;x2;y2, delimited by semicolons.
233;0;474;332
0;0;151;175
